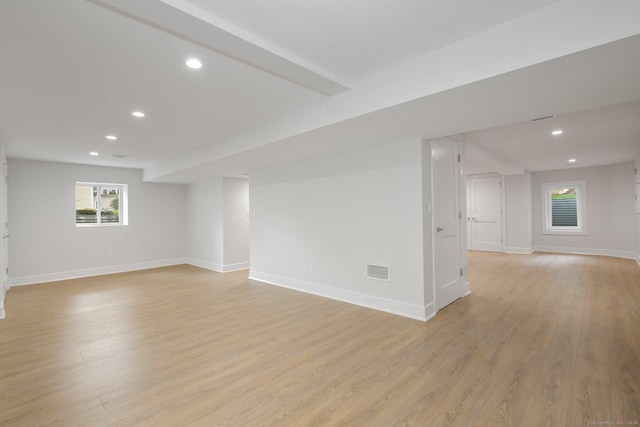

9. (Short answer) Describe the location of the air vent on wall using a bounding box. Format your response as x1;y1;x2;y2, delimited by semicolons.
366;264;390;282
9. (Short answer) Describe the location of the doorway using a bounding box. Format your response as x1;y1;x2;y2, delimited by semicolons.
431;137;464;311
466;175;504;252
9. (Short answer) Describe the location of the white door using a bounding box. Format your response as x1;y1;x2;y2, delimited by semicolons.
432;138;462;311
468;176;502;252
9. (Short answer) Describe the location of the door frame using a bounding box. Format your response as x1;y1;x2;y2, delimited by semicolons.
430;136;467;312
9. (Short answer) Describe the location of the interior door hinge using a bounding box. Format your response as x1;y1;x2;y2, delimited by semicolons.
460;268;463;276
457;154;461;162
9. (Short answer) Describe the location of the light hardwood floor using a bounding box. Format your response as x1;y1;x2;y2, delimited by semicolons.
1;252;639;426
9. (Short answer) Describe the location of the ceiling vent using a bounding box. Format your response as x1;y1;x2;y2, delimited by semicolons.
532;115;556;122
366;264;390;282
112;154;128;158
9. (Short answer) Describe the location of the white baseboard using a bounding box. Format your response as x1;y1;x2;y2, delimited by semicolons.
534;246;637;260
0;305;4;320
223;262;250;272
249;270;434;322
464;280;471;296
186;258;250;273
506;247;534;255
7;258;189;287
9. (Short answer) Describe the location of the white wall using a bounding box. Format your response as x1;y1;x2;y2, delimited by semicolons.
186;177;249;272
635;159;640;262
0;141;6;318
187;177;224;269
505;172;533;254
222;178;250;269
532;162;636;258
7;159;188;285
249;139;433;320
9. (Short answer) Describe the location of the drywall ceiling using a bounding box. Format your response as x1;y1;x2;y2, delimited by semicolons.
465;100;640;175
0;0;320;168
183;0;560;81
1;0;639;182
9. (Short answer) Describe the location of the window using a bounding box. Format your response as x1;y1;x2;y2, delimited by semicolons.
75;182;128;226
542;180;586;235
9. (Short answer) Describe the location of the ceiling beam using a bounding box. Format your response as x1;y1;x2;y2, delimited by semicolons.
142;0;640;183
86;0;350;96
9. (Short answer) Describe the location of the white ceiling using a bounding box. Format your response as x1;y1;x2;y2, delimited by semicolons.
465;100;640;175
182;0;560;82
0;0;319;169
1;0;639;182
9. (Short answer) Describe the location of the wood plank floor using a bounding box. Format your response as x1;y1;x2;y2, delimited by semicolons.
1;252;639;426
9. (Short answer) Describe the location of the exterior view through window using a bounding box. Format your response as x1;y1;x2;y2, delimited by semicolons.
75;183;128;226
542;181;586;235
551;188;577;226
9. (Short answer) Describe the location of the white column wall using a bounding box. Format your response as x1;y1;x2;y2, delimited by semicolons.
505;172;533;254
249;139;431;320
186;177;250;272
186;177;225;271
222;178;250;271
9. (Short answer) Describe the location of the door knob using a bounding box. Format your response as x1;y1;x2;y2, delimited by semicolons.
437;226;446;232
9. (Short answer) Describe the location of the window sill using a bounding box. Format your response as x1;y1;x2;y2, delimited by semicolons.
542;229;587;236
76;223;127;228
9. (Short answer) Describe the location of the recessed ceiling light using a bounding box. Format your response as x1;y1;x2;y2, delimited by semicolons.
552;130;563;135
186;58;202;69
106;135;117;140
568;158;577;163
89;152;99;156
132;111;145;118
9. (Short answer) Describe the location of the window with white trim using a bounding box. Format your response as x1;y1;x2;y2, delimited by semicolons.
542;180;586;235
75;182;128;226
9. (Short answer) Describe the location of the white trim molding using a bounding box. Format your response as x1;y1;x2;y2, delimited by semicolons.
7;258;188;287
249;270;434;322
534;246;637;260
187;258;250;273
506;247;534;255
541;180;587;236
0;284;4;319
